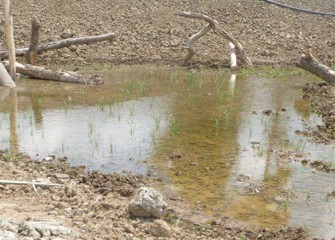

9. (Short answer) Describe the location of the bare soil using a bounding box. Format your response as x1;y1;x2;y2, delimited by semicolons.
1;0;334;67
1;0;335;239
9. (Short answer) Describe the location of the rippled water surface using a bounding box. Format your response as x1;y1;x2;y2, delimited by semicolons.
0;67;335;239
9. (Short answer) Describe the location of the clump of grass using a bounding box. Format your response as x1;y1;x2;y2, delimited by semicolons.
194;220;216;235
166;213;180;226
153;115;162;130
170;117;179;136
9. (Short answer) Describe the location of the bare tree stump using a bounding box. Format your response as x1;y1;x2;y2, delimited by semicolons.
25;18;41;65
4;62;103;85
4;0;16;79
177;11;252;67
296;52;335;84
0;32;116;59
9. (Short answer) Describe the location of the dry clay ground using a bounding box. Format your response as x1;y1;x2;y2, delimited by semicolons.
0;0;334;67
0;0;335;239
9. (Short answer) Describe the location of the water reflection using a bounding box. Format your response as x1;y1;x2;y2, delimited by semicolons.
149;72;335;239
1;68;335;239
1;95;169;173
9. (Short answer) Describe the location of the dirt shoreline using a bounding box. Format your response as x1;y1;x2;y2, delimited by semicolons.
0;151;311;240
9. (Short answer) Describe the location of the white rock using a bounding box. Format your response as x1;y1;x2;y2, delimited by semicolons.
128;187;167;218
0;230;16;239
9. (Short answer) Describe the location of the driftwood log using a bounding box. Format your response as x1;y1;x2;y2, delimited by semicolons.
0;62;16;88
4;62;103;84
183;24;212;64
1;32;116;59
177;11;252;67
25;18;41;65
4;0;16;79
296;52;335;84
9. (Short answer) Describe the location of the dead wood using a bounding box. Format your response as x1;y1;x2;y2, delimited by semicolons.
177;11;252;67
25;18;41;65
1;32;116;59
0;180;61;187
0;62;16;88
4;0;16;79
296;52;335;84
183;24;211;64
4;62;103;85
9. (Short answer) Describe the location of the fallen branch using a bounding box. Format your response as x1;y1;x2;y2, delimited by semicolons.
177;11;252;67
0;180;61;186
4;62;103;84
0;180;62;194
183;24;211;64
296;52;335;84
1;32;116;59
25;17;41;64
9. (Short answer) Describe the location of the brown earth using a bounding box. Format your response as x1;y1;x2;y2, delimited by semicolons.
1;1;335;239
1;0;334;67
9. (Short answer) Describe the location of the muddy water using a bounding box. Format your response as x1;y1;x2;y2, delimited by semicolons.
0;67;335;239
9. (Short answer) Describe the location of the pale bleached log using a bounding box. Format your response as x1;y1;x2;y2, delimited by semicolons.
0;180;61;187
183;24;211;64
4;62;103;85
296;52;335;84
177;11;252;66
4;0;16;79
0;32;116;59
229;42;237;68
0;62;16;88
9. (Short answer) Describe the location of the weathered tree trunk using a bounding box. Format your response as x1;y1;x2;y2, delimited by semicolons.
177;11;252;67
4;62;103;84
0;62;16;88
4;0;16;79
25;18;41;65
0;33;116;59
229;42;237;68
296;52;335;84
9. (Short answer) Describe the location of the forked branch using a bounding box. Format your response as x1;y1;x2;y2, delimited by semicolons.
177;11;252;67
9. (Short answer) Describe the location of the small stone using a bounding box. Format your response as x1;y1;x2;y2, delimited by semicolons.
124;224;134;233
262;109;272;116
148;219;171;238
